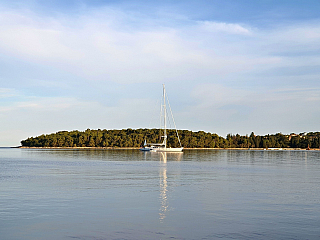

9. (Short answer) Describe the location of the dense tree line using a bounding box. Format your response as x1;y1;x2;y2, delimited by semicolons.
20;129;320;149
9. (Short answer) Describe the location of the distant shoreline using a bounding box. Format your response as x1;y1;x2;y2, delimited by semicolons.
20;129;320;149
16;146;320;150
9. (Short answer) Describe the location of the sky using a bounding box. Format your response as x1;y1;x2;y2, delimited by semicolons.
1;0;320;146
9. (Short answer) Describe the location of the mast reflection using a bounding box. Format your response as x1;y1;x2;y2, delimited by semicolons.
159;152;167;222
158;152;182;222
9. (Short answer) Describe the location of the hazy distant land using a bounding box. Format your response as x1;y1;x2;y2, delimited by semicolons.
20;129;320;149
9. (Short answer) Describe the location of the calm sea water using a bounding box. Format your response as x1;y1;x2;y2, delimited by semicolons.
1;148;320;240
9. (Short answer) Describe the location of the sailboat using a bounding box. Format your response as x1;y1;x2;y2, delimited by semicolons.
140;84;183;152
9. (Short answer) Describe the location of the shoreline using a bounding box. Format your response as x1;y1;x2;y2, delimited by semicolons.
16;146;320;150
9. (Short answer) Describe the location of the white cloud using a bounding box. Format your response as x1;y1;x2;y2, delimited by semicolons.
278;25;320;43
0;88;18;98
0;11;81;62
0;97;70;114
198;21;251;35
0;6;318;88
0;7;259;85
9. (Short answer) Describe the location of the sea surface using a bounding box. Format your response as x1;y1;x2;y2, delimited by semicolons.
1;148;320;240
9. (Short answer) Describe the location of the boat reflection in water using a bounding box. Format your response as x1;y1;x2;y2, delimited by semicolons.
158;152;183;222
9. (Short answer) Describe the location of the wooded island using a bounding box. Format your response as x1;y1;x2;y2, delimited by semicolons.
20;129;320;149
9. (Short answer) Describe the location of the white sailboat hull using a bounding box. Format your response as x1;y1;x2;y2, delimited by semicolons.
140;146;183;152
154;147;183;152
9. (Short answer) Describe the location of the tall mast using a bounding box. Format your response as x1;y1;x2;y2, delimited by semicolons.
163;84;167;147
